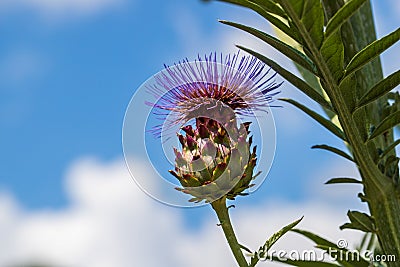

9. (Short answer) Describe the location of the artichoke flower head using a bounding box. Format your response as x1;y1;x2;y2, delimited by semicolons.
150;52;280;203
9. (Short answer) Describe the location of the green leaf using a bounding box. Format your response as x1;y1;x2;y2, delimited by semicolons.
383;155;399;178
288;0;324;48
379;139;400;160
275;0;340;92
261;217;303;251
264;13;302;44
325;177;362;185
365;233;377;251
291;229;338;248
250;217;303;267
220;21;317;75
249;0;287;18
293;229;370;267
217;0;302;43
239;243;252;254
344;27;400;78
311;144;354;162
320;31;344;82
303;0;325;48
237;46;333;111
338;72;358;114
325;0;368;38
340;210;375;233
294;63;336;120
286;0;304;17
355;70;400;111
294;63;324;95
272;23;336;119
280;98;346;141
368;111;400;140
357;232;372;251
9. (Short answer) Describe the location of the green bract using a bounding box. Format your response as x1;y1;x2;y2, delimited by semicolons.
170;109;258;203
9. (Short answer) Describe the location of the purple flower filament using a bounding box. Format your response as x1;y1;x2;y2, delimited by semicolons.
147;51;281;136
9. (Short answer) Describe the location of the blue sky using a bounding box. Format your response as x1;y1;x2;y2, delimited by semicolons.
1;0;234;209
0;0;399;266
0;0;397;208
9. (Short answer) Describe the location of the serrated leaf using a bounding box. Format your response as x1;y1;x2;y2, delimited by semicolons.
320;31;344;82
325;177;362;185
237;46;333;111
286;0;304;17
355;70;400;111
340;210;375;233
261;217;303;252
217;0;302;43
250;217;303;267
264;13;302;44
325;0;368;38
368;110;400;140
274;27;336;120
311;144;354;162
344;27;400;78
221;21;317;75
301;0;324;49
285;0;324;48
291;229;338;248
280;98;346;140
250;0;287;18
338;72;357;113
295;64;336;120
294;63;324;95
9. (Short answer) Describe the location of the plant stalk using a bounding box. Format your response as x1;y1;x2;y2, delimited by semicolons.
277;1;400;262
211;197;249;267
321;1;400;263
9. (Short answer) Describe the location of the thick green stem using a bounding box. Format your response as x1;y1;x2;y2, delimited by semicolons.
211;197;249;267
321;1;400;264
276;0;400;264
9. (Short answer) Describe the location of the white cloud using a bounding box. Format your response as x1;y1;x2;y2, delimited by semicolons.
0;157;365;267
0;0;124;17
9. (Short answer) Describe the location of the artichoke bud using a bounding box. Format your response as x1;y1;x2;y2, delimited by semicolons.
186;135;197;151
213;162;227;180
201;140;216;157
170;117;259;203
178;134;185;147
173;148;187;167
198;124;210;138
182;125;195;137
